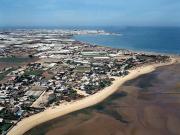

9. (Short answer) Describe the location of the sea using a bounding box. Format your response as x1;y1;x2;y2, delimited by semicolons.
1;26;180;54
73;26;180;55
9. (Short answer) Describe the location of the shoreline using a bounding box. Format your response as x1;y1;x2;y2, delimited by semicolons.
7;59;176;135
73;37;180;56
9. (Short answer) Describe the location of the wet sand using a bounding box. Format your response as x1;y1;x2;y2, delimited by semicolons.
25;63;180;135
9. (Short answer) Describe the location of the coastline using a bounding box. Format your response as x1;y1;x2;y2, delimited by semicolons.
7;58;176;135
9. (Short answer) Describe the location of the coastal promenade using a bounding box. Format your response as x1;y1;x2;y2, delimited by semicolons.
7;58;176;135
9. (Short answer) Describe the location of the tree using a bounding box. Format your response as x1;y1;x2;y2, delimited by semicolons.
28;55;33;58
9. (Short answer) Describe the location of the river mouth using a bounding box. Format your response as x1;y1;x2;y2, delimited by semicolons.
24;64;180;135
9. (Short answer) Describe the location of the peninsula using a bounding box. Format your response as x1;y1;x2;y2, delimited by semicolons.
0;29;173;135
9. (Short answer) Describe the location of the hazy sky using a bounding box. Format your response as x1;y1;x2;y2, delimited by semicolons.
0;0;180;27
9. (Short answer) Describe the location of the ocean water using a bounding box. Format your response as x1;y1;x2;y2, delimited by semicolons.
74;27;180;54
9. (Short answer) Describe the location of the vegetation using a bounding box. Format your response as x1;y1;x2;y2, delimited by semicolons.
74;66;91;73
24;69;43;76
0;68;14;81
0;109;19;120
0;57;31;63
0;122;13;134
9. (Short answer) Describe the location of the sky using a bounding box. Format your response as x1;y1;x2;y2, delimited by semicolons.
0;0;180;27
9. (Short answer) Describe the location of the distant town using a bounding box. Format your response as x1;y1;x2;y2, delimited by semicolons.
0;29;170;134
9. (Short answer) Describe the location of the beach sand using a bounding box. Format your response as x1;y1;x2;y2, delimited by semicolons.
39;59;180;135
7;59;175;135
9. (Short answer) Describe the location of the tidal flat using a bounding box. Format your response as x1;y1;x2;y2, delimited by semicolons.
25;63;180;135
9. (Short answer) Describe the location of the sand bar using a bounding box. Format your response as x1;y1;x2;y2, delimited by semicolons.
7;59;175;135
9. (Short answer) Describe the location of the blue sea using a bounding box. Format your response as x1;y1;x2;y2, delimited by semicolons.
74;27;180;54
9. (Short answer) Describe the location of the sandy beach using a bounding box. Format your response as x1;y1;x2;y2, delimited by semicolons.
7;59;175;135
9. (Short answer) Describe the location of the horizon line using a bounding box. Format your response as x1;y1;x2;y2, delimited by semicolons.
0;25;180;29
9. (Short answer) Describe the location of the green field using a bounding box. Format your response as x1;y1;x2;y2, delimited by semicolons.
0;57;33;63
74;66;91;73
24;69;43;76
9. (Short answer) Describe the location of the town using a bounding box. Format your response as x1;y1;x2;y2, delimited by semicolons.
0;29;170;134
